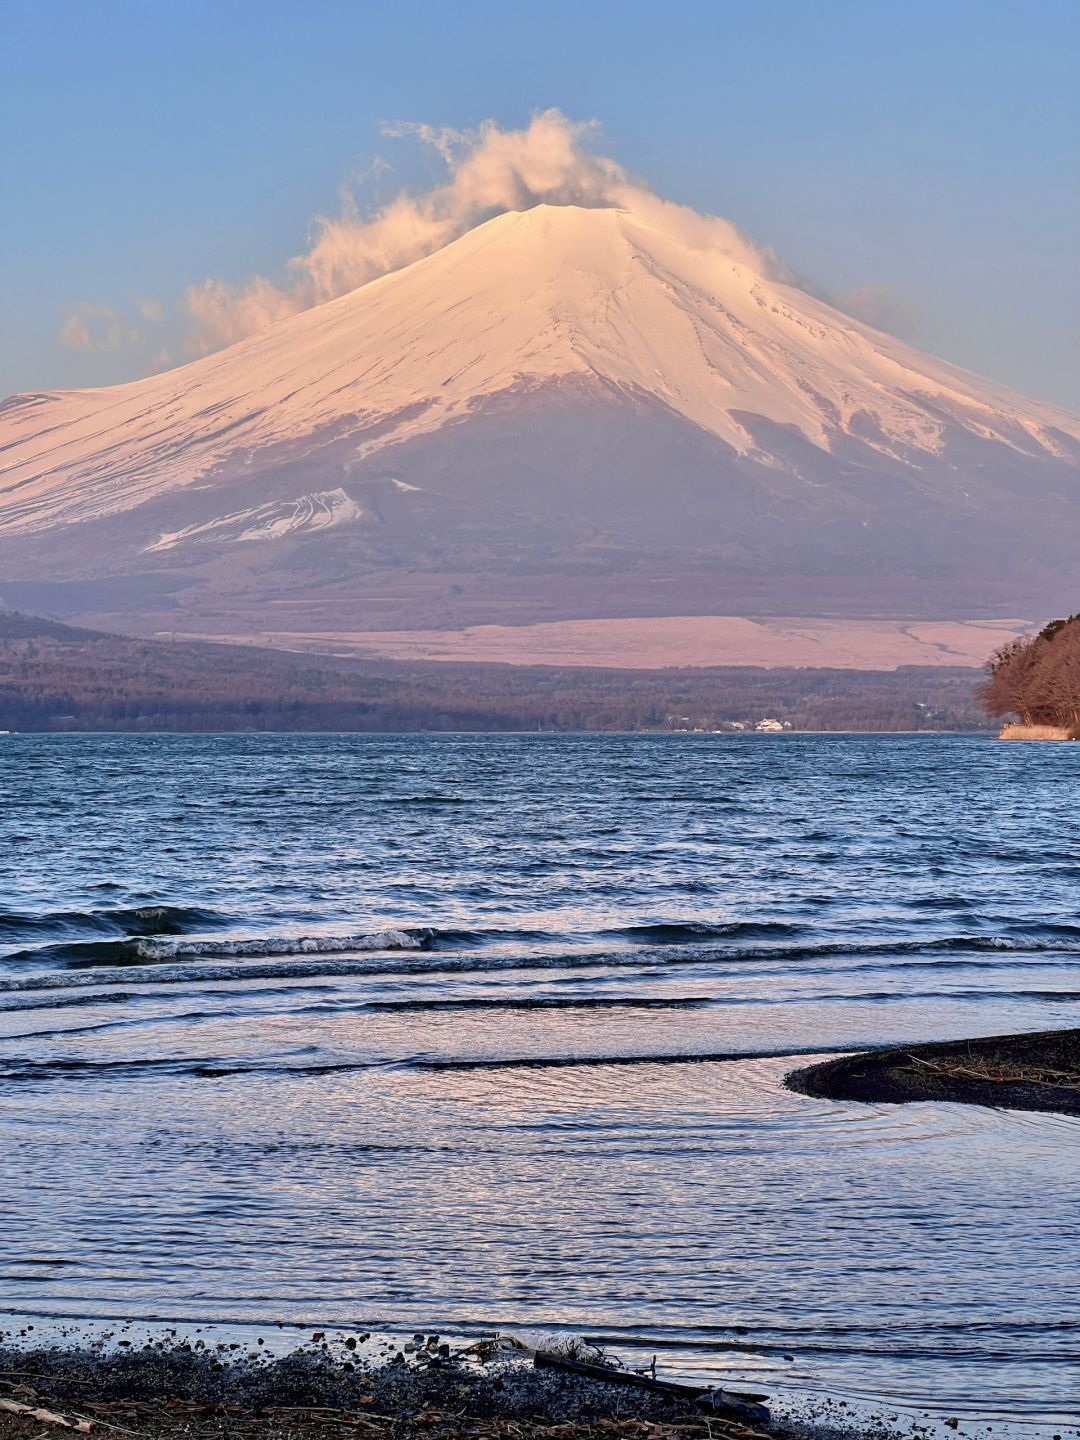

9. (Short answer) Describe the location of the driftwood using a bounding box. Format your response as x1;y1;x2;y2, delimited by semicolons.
0;1393;149;1436
907;1054;1080;1092
532;1351;770;1428
0;1396;94;1431
260;1407;393;1429
0;1339;770;1439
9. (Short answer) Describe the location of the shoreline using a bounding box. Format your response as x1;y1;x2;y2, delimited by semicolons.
997;723;1076;741
786;1028;1080;1115
0;728;993;738
0;1332;910;1440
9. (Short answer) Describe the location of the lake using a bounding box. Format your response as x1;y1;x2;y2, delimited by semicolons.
1;734;1077;1429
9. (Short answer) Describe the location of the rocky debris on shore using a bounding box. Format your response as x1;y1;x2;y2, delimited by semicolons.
0;1331;775;1440
0;1328;1034;1440
785;1028;1080;1116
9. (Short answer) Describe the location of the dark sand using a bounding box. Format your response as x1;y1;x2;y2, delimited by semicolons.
0;1334;942;1440
0;1337;772;1440
786;1028;1080;1116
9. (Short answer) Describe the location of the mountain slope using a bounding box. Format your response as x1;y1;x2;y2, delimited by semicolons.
1;203;1078;631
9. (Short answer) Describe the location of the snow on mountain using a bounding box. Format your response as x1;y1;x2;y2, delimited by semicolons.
145;487;363;552
1;203;1078;630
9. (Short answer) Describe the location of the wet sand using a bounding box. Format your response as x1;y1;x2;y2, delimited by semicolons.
786;1028;1080;1116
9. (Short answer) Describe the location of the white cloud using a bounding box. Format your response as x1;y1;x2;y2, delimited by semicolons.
136;297;165;324
58;302;140;352
184;109;786;356
52;115;923;372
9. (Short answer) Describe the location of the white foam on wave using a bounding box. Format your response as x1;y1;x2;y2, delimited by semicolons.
137;929;429;961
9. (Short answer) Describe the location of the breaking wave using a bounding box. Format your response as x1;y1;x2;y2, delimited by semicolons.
135;928;434;961
1;927;1078;993
0;928;436;971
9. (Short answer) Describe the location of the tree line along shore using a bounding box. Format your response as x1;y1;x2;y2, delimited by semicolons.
6;606;1080;737
981;613;1080;738
0;611;984;734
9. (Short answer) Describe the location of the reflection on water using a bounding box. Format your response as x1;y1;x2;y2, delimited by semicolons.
1;734;1078;1426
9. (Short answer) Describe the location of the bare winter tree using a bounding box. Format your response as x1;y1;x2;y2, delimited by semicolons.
981;616;1080;734
981;634;1042;724
1030;618;1080;731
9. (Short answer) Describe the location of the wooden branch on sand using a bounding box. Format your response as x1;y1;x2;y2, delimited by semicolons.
907;1054;1080;1092
532;1351;770;1429
0;1396;94;1432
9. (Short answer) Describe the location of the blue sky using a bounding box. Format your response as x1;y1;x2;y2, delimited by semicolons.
2;0;1078;407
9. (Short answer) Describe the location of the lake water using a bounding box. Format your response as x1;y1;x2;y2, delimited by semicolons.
1;734;1078;1429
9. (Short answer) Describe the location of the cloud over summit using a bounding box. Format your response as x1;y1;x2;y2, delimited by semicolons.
57;111;921;371
184;109;783;356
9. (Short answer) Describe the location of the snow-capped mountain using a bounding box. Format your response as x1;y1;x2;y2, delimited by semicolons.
1;203;1078;632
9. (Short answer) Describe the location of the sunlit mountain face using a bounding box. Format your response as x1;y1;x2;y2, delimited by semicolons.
2;202;1078;642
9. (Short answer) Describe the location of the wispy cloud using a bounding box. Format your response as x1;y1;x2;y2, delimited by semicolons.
53;114;924;377
136;297;165;324
184;109;786;356
59;301;141;353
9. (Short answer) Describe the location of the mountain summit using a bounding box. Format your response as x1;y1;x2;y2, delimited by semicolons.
2;203;1079;636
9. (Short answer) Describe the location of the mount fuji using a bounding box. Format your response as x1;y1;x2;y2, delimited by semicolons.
2;203;1078;650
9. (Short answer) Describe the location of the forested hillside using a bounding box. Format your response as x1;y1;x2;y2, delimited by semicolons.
0;612;987;733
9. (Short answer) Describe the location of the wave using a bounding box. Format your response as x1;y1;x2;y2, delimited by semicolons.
0;1042;862;1087
6;986;1078;1036
0;989;143;1012
0;1054;380;1085
5;908;1078;978
816;934;1080;958
362;994;713;1013
664;933;1080;963
0;951;585;994
607;926;1080;959
2;929;1079;996
1;939;151;969
0;903;229;942
136;928;434;961
392;795;474;806
1;928;435;970
609;920;801;944
415;1044;866;1071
